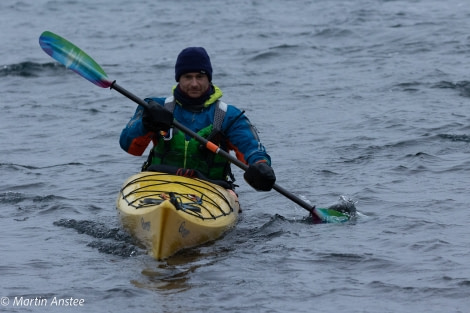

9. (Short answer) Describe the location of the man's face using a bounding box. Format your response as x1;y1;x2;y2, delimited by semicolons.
178;72;210;98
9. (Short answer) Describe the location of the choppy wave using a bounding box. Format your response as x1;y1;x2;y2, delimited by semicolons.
389;80;470;98
433;81;470;97
0;191;65;205
0;61;65;78
438;133;470;142
0;162;84;170
53;219;143;257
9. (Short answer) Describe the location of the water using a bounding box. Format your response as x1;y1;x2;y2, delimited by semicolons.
1;0;469;312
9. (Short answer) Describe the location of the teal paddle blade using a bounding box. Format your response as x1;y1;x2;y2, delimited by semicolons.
312;196;356;223
313;208;351;223
39;31;113;88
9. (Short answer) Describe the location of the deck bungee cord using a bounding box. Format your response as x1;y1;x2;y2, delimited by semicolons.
120;172;236;220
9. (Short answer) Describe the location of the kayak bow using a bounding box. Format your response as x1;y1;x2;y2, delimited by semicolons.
116;171;240;259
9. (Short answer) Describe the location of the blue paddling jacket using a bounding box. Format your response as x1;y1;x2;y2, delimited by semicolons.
119;85;271;181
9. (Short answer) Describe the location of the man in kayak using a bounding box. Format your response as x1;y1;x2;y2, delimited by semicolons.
119;47;276;191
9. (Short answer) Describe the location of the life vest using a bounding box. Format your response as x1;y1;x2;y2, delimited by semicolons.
149;97;232;181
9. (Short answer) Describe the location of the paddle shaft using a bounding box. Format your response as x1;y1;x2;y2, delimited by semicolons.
110;82;319;218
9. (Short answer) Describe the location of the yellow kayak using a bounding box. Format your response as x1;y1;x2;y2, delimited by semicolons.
116;171;240;260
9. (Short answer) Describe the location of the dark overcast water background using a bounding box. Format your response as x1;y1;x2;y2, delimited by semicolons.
1;0;469;312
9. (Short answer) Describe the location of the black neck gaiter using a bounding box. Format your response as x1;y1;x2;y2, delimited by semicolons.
173;85;214;112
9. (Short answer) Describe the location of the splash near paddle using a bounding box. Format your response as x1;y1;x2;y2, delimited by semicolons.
38;30;355;224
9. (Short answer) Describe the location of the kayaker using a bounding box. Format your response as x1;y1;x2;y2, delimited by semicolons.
119;47;276;191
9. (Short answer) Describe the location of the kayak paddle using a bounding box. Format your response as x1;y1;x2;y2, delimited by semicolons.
39;31;353;223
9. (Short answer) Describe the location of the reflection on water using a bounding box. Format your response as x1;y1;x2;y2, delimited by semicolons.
131;246;233;292
132;264;195;293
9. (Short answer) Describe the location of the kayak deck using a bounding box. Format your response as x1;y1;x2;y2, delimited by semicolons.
116;172;240;260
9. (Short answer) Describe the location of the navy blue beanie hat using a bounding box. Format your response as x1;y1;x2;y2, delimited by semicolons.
175;47;213;82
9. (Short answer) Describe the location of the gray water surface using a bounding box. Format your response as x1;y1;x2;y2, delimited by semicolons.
1;0;469;312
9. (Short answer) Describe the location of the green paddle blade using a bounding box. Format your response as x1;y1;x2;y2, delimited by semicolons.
314;208;351;223
313;196;356;223
39;31;113;88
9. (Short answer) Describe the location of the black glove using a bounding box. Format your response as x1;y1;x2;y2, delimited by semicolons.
142;100;173;133
244;162;276;191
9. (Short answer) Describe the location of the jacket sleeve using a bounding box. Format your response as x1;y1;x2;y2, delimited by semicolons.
119;105;155;156
222;106;272;166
